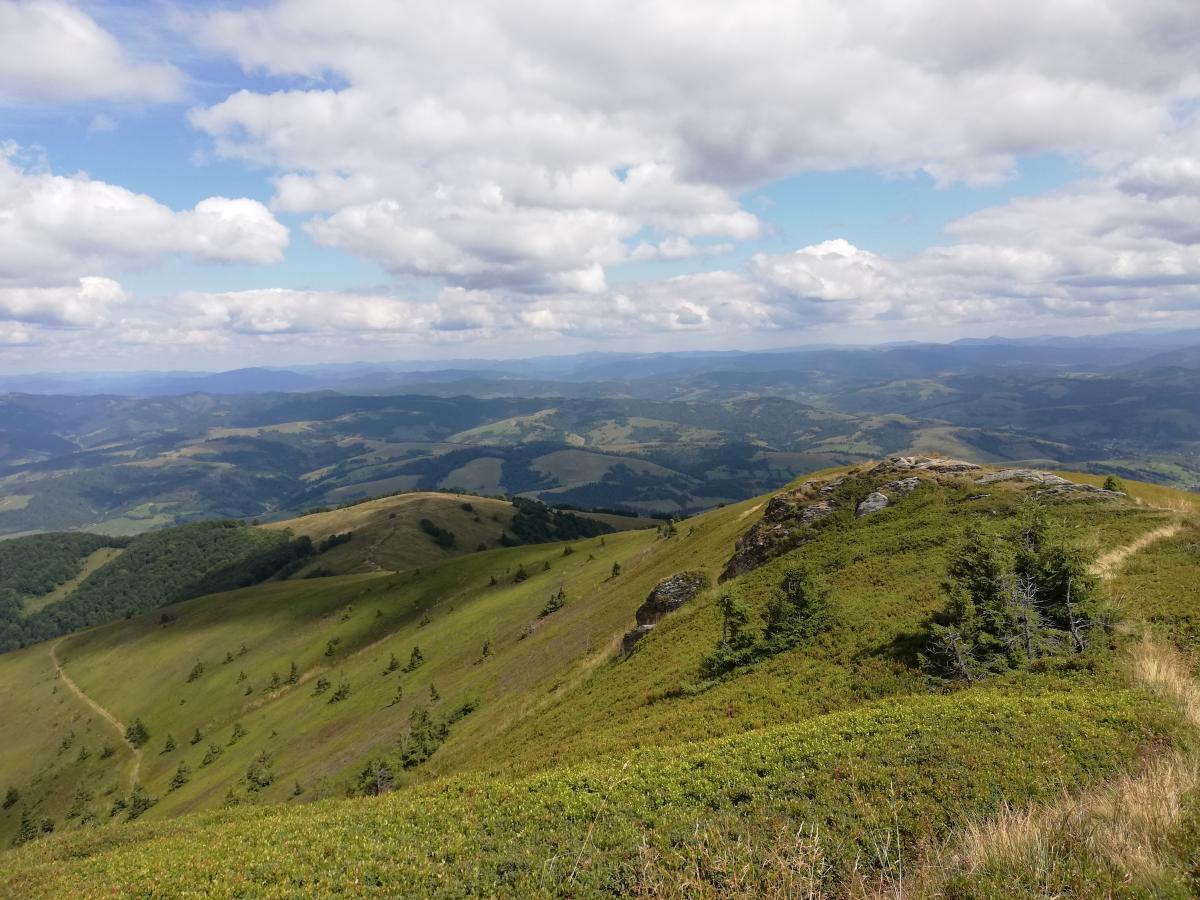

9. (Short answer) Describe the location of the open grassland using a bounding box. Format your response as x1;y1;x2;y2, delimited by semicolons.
0;465;1196;895
262;492;522;574
0;687;1180;898
263;491;650;577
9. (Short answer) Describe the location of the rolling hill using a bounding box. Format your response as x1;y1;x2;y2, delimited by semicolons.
0;458;1197;894
8;347;1199;540
0;493;638;653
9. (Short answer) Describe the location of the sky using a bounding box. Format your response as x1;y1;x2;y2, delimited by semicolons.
2;0;1200;372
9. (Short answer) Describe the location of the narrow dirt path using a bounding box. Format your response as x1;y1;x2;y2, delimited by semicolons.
1093;522;1183;579
363;525;397;571
50;638;141;789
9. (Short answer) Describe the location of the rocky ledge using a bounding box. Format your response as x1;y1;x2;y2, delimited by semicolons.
622;571;710;653
721;456;982;581
975;468;1126;498
719;488;838;582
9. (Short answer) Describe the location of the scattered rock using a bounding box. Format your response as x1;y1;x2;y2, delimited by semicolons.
818;475;848;494
872;456;981;476
855;492;890;517
621;571;710;652
975;469;1072;486
884;476;922;496
621;625;655;654
1035;485;1127;499
635;572;710;626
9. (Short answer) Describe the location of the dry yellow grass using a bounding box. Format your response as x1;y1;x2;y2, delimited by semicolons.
908;636;1200;896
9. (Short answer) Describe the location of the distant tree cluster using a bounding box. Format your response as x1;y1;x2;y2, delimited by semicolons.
2;521;311;654
921;514;1109;682
419;519;456;549
317;532;353;553
0;532;127;651
499;497;612;547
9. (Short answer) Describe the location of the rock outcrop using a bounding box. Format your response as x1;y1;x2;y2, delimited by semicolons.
884;476;922;496
975;469;1073;486
719;488;837;582
855;491;890;517
871;456;981;476
720;457;981;581
975;469;1126;498
622;571;710;653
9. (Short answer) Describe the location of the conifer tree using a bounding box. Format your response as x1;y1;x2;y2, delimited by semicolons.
762;566;834;651
11;807;37;847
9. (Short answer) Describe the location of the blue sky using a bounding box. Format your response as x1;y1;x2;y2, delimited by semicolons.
1;0;1198;371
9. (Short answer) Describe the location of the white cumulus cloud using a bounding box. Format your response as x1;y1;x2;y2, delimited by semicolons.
0;1;182;104
0;144;289;286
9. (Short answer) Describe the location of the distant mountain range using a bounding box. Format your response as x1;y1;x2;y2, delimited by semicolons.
3;328;1199;398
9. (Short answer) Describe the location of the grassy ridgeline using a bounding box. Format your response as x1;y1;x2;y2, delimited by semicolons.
0;467;1197;894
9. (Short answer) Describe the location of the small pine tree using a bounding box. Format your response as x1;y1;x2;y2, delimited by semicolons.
611;561;621;579
100;743;115;759
292;781;305;797
125;785;156;820
168;762;190;792
2;787;18;810
330;682;351;703
186;660;205;683
269;671;281;690
224;651;234;664
543;560;551;571
229;722;247;745
161;734;176;754
481;640;492;658
190;728;202;746
489;575;498;586
11;808;37;847
286;661;299;684
403;645;424;672
699;591;756;678
313;676;331;695
124;718;150;749
384;653;400;675
429;683;439;702
762;567;834;652
539;587;567;618
513;564;529;584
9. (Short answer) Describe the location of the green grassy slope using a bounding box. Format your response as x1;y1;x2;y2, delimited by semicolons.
2;689;1178;898
261;492;525;575
261;491;648;577
0;463;1196;894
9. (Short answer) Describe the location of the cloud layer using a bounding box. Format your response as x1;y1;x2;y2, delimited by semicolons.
4;0;1200;365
